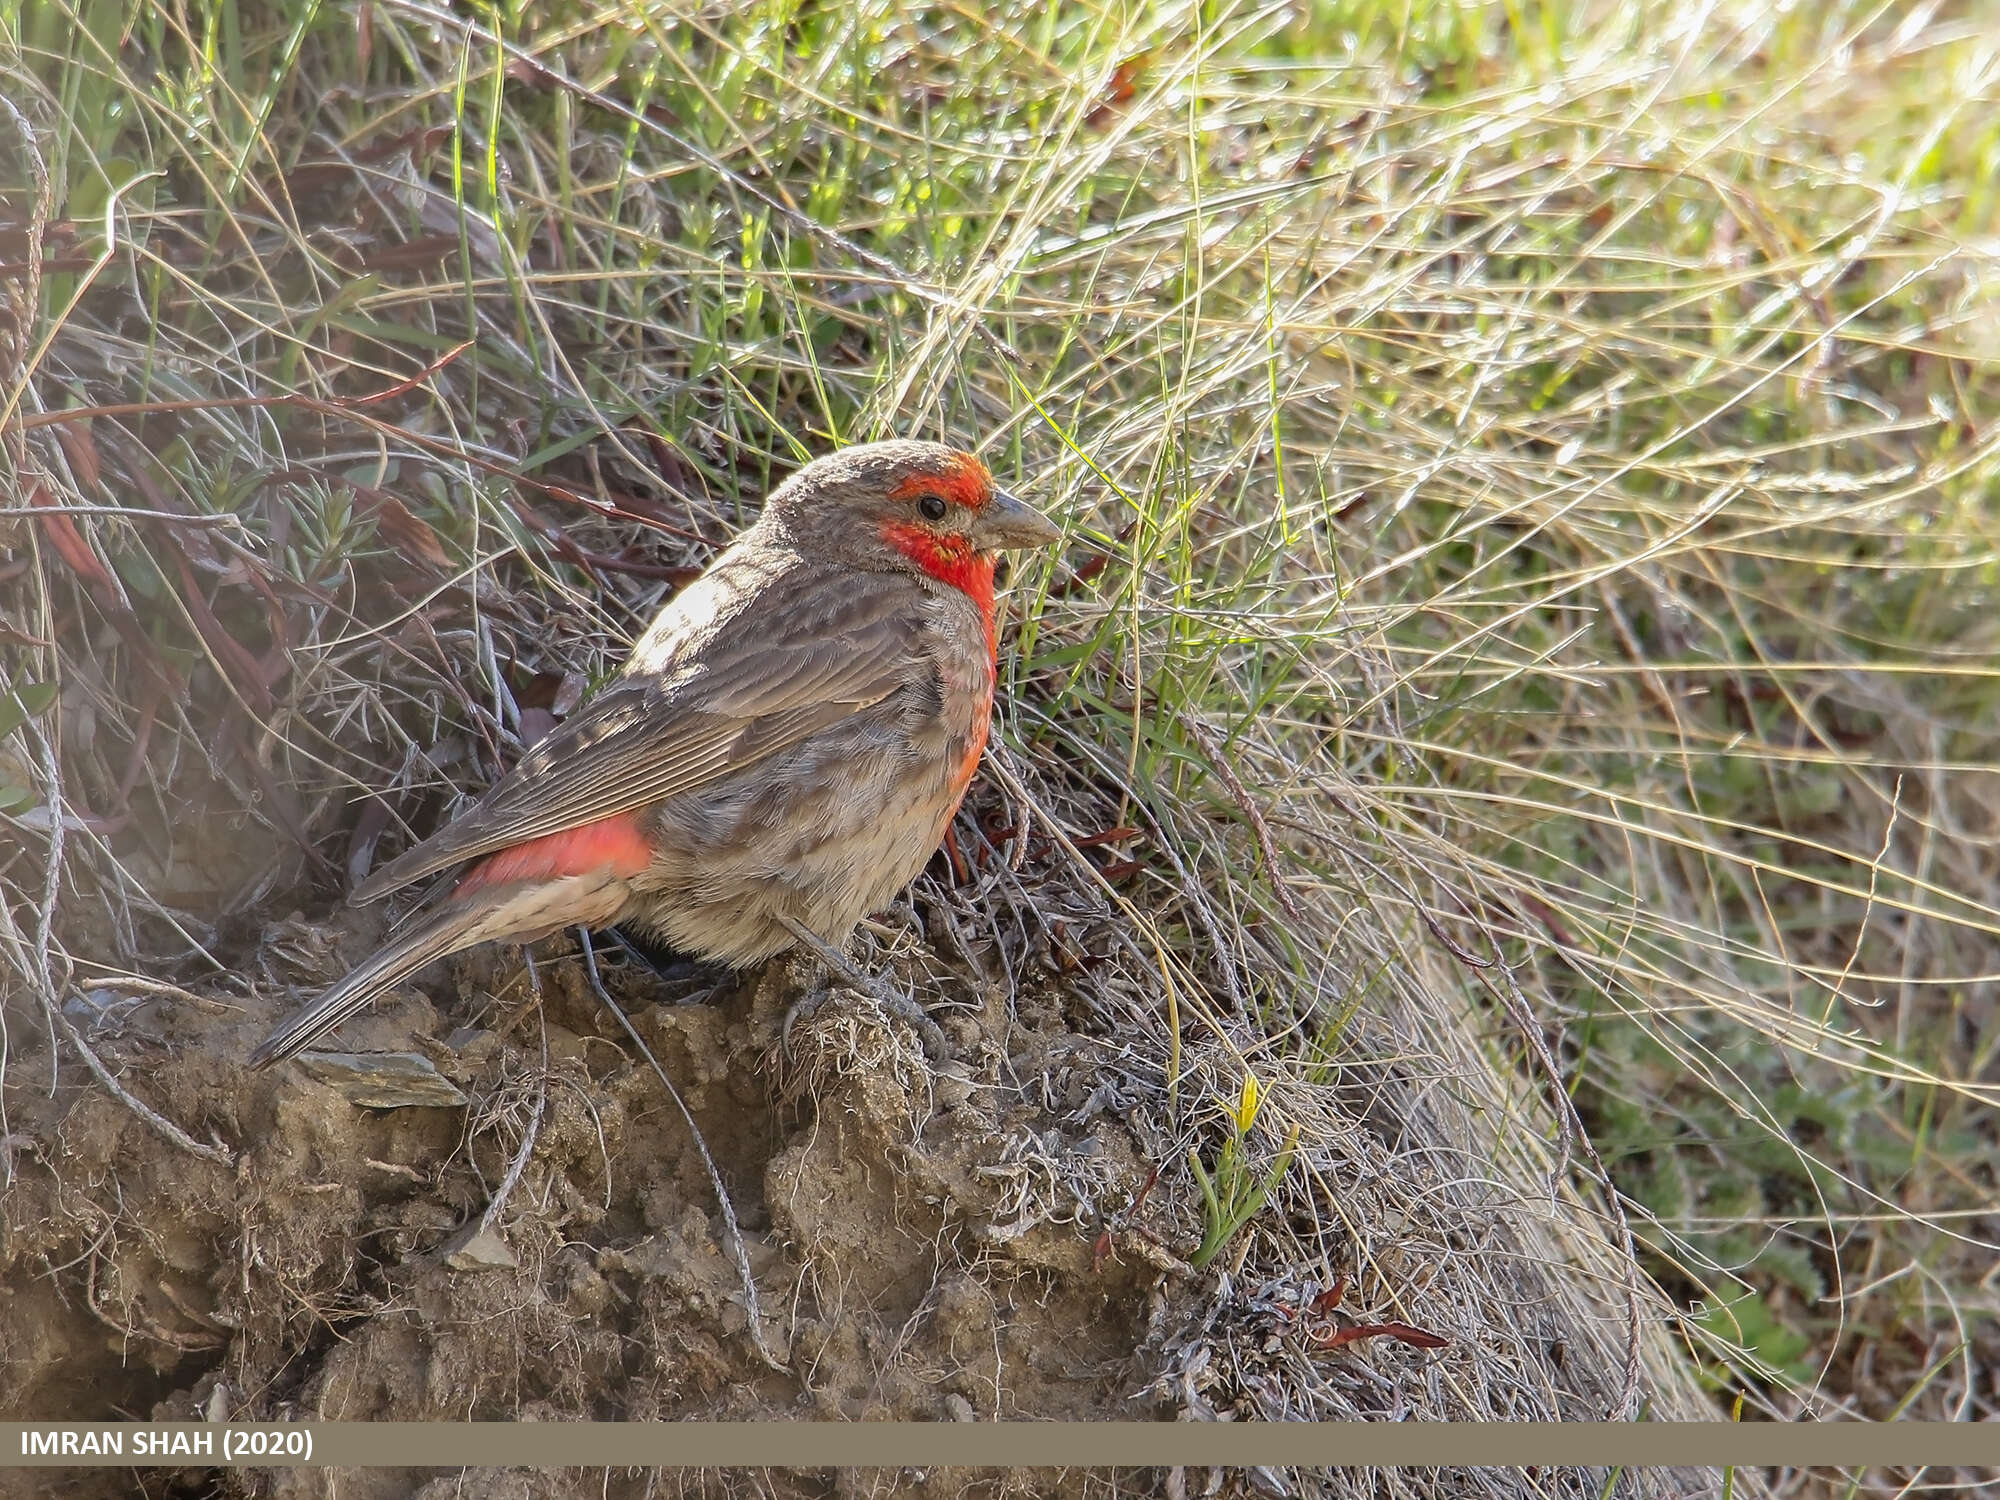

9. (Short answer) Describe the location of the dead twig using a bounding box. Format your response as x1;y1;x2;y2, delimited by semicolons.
9;719;234;1168
1182;714;1305;923
51;1005;235;1168
575;929;788;1375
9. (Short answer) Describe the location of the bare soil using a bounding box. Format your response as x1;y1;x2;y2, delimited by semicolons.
1;868;1184;1498
0;783;1737;1500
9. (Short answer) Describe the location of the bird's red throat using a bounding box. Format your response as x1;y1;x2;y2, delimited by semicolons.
879;523;998;658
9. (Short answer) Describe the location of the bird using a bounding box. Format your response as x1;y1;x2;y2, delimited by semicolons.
249;439;1060;1068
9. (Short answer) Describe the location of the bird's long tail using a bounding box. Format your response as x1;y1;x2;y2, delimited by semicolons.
249;871;630;1069
248;899;501;1069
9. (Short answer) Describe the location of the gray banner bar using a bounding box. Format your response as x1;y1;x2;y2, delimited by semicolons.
3;1423;1997;1469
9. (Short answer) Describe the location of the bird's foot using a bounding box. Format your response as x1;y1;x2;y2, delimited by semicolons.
780;975;947;1065
779;981;831;1056
858;900;925;945
776;916;946;1063
604;927;730;1005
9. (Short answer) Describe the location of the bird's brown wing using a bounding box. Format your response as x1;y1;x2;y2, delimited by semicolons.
350;561;927;903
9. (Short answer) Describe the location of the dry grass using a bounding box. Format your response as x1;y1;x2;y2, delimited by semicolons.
4;0;1999;1490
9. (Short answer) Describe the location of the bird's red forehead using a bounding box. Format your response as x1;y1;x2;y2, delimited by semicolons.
889;452;991;510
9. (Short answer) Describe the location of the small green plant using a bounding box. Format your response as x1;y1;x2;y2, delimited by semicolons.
1188;1069;1300;1271
0;679;57;815
1695;1289;1817;1394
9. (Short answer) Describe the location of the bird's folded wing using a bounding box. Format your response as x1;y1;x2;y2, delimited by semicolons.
350;567;925;902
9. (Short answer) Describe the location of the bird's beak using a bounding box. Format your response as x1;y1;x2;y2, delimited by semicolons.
976;486;1062;550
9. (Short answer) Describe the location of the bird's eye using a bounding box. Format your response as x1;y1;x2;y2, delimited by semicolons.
916;494;949;522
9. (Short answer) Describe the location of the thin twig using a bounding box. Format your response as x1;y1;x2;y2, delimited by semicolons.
575;929;788;1375
21;376;700;540
18;720;233;1167
1182;714;1306;923
52;1004;235;1167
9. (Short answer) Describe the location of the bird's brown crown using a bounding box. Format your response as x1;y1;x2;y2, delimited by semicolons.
757;440;1056;594
762;440;990;533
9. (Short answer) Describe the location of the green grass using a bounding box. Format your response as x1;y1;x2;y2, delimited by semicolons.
4;0;1998;1452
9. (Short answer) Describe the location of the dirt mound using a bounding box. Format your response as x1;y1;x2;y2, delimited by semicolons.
2;861;1740;1500
0;880;1179;1491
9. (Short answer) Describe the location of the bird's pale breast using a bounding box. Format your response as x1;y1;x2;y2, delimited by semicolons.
627;581;995;966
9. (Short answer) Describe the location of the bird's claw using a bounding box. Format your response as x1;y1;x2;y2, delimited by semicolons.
783;979;948;1066
869;985;949;1064
776;916;947;1064
780;982;829;1056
